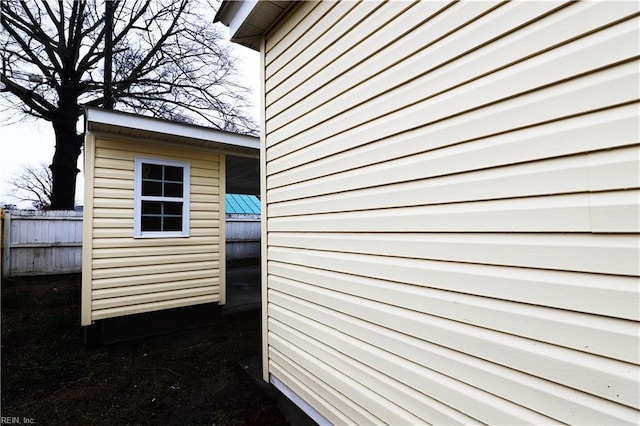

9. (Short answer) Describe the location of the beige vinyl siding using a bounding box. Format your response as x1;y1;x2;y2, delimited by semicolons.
262;1;640;424
82;136;223;324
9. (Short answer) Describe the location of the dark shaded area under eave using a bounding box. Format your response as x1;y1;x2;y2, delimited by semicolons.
226;155;260;196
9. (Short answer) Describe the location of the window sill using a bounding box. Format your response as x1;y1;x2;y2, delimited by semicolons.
133;232;190;239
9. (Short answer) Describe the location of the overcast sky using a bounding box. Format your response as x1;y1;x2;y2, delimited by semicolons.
0;43;259;208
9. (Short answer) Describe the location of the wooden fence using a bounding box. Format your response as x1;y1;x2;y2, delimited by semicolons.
226;215;261;261
1;209;83;277
1;210;261;277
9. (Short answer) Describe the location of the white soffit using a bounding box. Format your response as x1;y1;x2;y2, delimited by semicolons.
214;0;294;50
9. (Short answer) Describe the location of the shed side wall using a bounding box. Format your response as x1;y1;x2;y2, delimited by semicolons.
263;1;640;424
83;136;223;323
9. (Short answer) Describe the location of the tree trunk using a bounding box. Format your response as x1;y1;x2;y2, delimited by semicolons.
49;118;82;211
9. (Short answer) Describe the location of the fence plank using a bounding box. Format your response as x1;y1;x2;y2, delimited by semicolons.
2;211;11;278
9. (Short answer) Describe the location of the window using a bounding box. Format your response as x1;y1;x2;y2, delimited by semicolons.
134;157;190;237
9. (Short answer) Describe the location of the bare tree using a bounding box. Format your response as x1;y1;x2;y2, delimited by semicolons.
7;162;53;210
0;0;256;210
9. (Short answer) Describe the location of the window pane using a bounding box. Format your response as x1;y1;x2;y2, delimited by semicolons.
142;180;162;196
141;215;161;232
143;163;162;180
164;166;183;182
163;216;182;232
164;182;183;197
142;201;162;215
137;160;188;235
163;202;183;216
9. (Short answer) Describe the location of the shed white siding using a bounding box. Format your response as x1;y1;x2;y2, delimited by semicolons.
82;135;225;325
262;1;640;424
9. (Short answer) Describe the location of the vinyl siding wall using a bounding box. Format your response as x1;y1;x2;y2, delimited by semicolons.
262;1;640;424
82;135;224;325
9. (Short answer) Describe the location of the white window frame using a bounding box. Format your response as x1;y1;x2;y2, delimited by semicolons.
134;156;190;238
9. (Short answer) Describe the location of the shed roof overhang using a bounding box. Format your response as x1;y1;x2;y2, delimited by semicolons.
214;0;294;50
83;107;260;195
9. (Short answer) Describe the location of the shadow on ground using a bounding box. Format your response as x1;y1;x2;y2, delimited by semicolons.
1;273;288;425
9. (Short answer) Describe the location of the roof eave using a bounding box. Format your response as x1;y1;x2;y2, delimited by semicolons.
83;106;259;157
214;0;294;51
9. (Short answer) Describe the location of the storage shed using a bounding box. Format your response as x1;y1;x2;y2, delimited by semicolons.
216;1;640;424
81;107;259;326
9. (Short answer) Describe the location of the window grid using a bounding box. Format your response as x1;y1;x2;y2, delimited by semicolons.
134;157;190;238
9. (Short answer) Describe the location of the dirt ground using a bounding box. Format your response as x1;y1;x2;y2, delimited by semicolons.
1;274;288;425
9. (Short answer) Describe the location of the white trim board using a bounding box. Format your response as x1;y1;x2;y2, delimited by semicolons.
84;107;259;150
270;374;332;426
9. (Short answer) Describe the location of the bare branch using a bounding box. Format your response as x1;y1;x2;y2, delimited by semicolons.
1;0;258;209
6;162;53;209
17;0;64;74
1;6;56;80
1;77;56;118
